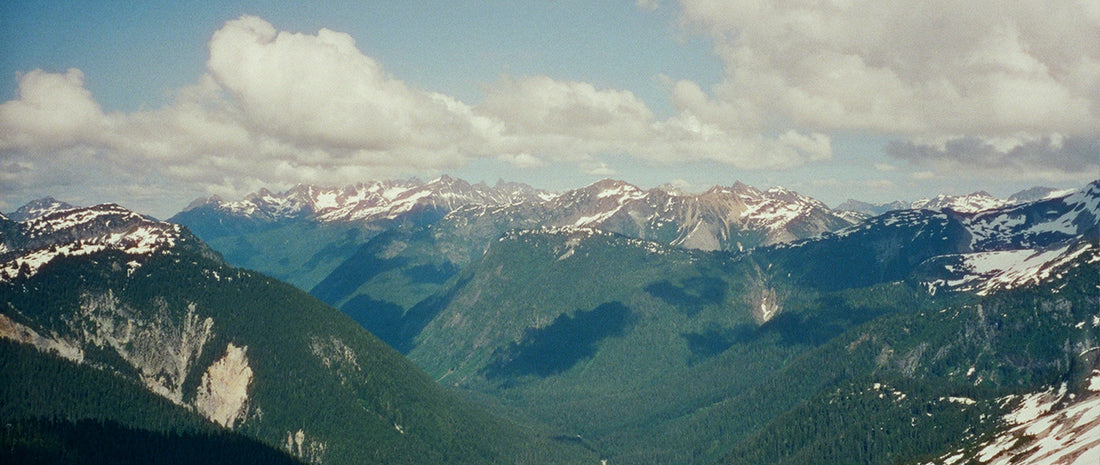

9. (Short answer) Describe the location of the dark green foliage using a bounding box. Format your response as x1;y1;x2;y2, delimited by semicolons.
387;274;473;353
307;228;468;353
645;277;726;315
484;302;637;378
151;190;1100;464
0;340;207;433
186;220;374;291
759;210;971;291
310;230;409;305
382;225;1098;465
719;378;998;465
759;294;897;347
404;261;459;285
0;418;304;465
1;245;598;465
682;326;748;361
0;339;302;464
340;294;406;347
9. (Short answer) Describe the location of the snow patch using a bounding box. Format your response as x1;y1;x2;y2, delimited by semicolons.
929;378;1100;465
926;242;1094;296
1;206;180;282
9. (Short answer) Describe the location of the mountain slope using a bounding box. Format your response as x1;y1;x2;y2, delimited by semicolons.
169;176;548;291
377;180;1099;464
169;177;861;357
762;180;1099;292
0;340;306;465
0;202;594;465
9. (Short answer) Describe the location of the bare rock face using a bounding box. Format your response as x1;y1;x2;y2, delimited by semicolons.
285;428;327;464
751;285;782;325
195;343;253;428
75;292;215;404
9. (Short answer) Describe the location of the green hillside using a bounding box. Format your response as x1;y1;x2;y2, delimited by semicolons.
0;243;596;464
386;228;1099;464
0;340;305;465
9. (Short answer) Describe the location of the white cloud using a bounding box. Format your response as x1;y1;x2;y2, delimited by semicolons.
206;16;497;154
478;75;654;142
0;69;106;151
676;0;1100;174
30;10;1097;215
496;153;547;169
864;179;895;190
0;15;836;214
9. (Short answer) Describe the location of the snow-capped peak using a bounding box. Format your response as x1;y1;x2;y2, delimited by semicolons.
1;202;183;281
912;191;1011;213
178;178;552;224
592;179;645;200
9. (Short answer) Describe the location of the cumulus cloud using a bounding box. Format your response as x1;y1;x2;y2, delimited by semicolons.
206;16;497;153
0;15;839;215
478;76;654;141
636;0;660;12
11;7;1090;216
0;69;106;151
676;0;1100;174
586;162;617;176
475;74;830;169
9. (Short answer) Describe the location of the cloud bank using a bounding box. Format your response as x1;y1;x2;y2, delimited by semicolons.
676;0;1099;174
1;5;1097;214
1;15;830;212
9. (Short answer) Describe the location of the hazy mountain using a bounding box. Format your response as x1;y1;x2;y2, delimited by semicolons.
169;176;550;291
6;196;79;222
835;198;910;216
174;177;857;256
173;176;549;238
0;202;595;465
836;185;1069;217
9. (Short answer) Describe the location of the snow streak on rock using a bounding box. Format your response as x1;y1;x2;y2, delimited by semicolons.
925;242;1098;296
929;371;1100;465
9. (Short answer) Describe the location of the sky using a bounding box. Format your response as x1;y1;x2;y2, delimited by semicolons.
1;0;1098;219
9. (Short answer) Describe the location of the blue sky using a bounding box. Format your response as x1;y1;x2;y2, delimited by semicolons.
1;0;1097;218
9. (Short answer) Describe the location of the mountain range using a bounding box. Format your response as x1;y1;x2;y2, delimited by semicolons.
3;177;1098;464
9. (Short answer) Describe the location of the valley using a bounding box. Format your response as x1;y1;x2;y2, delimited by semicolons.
2;177;1097;464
